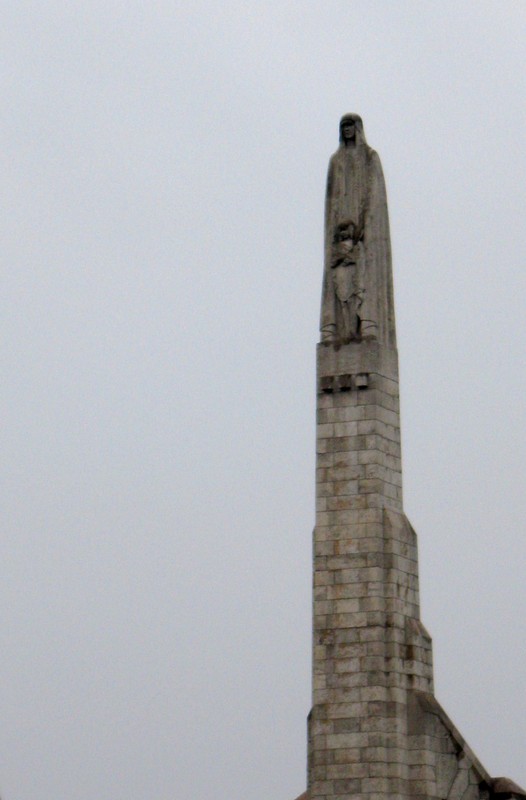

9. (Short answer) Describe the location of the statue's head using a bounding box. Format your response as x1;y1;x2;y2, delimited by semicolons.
334;219;355;243
339;113;365;145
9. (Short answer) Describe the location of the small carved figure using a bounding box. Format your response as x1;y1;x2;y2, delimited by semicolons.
330;220;364;342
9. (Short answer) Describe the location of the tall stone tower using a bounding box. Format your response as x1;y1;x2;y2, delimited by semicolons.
293;115;525;800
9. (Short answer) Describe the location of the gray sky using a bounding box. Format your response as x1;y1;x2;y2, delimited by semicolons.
2;2;526;798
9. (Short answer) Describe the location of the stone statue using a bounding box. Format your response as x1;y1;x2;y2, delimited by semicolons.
320;114;396;348
330;219;364;341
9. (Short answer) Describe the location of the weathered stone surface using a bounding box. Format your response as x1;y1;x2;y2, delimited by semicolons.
321;114;395;347
292;116;526;800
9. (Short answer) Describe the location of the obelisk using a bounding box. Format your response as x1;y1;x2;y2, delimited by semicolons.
297;115;526;800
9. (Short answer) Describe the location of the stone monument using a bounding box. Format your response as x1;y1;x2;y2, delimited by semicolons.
292;115;525;800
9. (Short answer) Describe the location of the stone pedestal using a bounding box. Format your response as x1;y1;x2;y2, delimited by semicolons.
309;341;433;800
303;341;523;800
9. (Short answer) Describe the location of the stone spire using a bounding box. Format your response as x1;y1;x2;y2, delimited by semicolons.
297;116;526;800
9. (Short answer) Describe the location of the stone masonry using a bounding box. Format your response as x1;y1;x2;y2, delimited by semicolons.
309;339;435;800
292;116;526;800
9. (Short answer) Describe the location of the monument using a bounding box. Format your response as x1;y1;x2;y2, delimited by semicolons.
293;115;525;800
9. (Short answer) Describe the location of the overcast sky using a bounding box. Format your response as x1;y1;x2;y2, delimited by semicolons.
2;3;526;799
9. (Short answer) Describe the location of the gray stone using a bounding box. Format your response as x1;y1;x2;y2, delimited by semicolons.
320;114;396;347
295;115;526;800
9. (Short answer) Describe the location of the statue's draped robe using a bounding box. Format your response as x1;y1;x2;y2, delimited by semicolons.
321;133;396;348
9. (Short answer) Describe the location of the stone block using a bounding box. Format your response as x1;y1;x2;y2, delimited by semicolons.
314;570;333;586
332;452;361;469
326;732;369;749
311;719;334;736
316;437;330;454
327;496;360;511
357;449;380;465
326;762;368;779
310;779;333;795
314;541;334;557
408;778;437;795
329;501;368;520
333;778;362;793
316;391;334;408
326;582;368;599
357;419;378;435
362;777;394;793
332;748;362;764
334;421;359;437
324;702;362;719
332;598;361;614
317;423;335;439
448;767;469;800
333;478;361;495
362;715;407;734
326;611;367;628
317;452;334;468
331;718;361;734
360;746;390;762
331;391;359;407
332;405;367;422
333;658;362;674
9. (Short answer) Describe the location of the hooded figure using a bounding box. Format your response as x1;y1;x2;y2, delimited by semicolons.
320;114;396;348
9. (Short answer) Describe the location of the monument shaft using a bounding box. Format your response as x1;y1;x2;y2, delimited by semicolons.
310;340;434;799
299;115;524;800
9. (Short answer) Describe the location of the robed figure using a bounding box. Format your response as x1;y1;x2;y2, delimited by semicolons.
321;114;396;348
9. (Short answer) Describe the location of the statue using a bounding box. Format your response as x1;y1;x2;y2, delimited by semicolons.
320;114;396;348
330;219;365;341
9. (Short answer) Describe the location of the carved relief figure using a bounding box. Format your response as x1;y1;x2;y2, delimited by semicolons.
330;219;364;342
321;114;396;347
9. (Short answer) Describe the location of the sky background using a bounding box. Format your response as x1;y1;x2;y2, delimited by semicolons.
2;2;526;799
